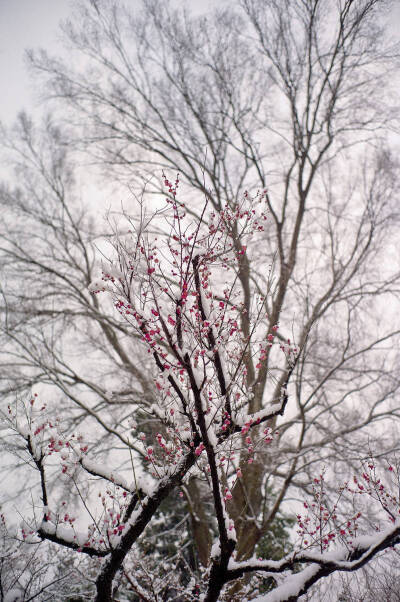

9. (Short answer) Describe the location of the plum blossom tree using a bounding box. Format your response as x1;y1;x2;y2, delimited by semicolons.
1;0;400;599
3;179;400;601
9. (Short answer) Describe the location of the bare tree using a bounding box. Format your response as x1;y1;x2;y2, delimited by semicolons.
1;0;400;599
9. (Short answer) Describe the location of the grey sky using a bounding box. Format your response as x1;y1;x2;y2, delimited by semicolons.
0;0;215;127
0;0;72;125
1;0;398;128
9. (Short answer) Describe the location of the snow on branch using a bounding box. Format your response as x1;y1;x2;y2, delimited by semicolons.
4;178;400;602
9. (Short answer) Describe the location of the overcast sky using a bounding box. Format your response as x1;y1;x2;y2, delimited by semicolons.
0;0;72;125
1;0;399;128
0;0;214;127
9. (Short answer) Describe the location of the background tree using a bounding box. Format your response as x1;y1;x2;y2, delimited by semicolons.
1;0;400;599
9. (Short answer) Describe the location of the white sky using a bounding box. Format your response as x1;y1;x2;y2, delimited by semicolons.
0;1;398;128
0;0;72;125
0;0;214;127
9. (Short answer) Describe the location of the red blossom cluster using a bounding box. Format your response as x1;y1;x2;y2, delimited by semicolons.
297;471;363;552
86;180;291;475
297;462;400;554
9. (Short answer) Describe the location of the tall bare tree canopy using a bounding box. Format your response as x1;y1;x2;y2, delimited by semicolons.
1;0;400;599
